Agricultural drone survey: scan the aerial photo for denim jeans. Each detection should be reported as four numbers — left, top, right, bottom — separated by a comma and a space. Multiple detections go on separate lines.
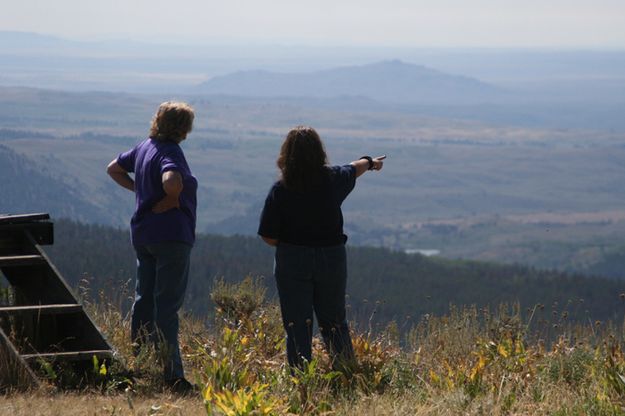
131, 242, 191, 380
274, 243, 355, 369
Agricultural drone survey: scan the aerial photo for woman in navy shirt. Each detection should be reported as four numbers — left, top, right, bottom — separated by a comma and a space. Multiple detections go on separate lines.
258, 126, 385, 370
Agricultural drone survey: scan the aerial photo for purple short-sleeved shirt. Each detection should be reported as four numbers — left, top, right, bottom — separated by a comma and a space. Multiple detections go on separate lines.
117, 138, 197, 247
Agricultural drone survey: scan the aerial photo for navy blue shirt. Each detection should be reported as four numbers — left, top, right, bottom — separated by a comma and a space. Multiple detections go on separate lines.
258, 165, 356, 247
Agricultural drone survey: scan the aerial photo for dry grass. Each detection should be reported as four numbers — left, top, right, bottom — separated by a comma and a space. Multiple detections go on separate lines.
3, 277, 625, 415
0, 392, 204, 415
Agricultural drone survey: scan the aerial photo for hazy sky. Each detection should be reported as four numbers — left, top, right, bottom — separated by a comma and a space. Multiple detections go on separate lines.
2, 0, 624, 48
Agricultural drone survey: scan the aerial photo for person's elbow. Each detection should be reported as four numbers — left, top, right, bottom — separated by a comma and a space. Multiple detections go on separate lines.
261, 236, 278, 246
107, 160, 122, 176
162, 171, 183, 195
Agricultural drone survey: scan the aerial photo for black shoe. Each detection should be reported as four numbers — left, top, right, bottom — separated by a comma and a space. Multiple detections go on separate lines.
166, 378, 198, 396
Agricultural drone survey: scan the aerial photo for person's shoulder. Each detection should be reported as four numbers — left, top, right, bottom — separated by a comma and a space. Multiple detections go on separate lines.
264, 180, 285, 200
327, 165, 356, 198
270, 180, 285, 193
133, 137, 156, 152
122, 138, 150, 157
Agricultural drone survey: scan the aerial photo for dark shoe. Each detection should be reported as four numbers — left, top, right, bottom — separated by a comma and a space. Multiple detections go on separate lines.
166, 377, 198, 396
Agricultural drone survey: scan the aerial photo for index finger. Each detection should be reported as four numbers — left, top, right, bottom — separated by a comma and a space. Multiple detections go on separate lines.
375, 155, 387, 160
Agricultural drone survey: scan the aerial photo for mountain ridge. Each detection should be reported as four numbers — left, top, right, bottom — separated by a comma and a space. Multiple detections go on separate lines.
0, 143, 114, 223
195, 60, 504, 104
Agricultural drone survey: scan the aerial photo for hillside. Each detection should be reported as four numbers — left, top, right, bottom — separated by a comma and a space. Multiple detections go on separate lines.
0, 145, 111, 223
41, 219, 625, 329
196, 60, 503, 104
2, 89, 625, 282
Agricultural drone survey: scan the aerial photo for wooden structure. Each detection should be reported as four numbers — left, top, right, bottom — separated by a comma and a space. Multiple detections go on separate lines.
0, 213, 115, 389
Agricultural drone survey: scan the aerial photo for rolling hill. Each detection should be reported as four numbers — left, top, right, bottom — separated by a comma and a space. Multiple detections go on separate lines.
195, 60, 504, 104
0, 144, 112, 223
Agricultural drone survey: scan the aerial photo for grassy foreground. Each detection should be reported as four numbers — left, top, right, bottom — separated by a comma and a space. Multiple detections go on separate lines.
3, 277, 625, 415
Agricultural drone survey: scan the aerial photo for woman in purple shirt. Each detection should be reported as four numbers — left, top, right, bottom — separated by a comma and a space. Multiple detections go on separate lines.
258, 126, 385, 371
107, 101, 197, 393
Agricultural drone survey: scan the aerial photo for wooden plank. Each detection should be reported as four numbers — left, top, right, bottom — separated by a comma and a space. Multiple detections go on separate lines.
0, 327, 40, 390
0, 217, 124, 387
25, 231, 115, 351
0, 214, 50, 225
0, 255, 45, 267
0, 304, 82, 315
22, 350, 113, 362
0, 223, 53, 246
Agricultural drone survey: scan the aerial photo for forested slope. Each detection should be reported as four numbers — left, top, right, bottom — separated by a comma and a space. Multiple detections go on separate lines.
0, 144, 111, 223
41, 219, 625, 328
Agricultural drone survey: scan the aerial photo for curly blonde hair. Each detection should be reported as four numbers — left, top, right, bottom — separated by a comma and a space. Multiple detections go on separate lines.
149, 101, 195, 142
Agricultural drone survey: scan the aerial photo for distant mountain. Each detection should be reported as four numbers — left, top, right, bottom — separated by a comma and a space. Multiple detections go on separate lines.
0, 30, 178, 59
0, 31, 70, 48
195, 60, 504, 104
0, 31, 86, 57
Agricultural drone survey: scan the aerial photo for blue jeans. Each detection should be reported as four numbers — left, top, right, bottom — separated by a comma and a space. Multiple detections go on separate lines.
131, 242, 191, 380
274, 243, 355, 369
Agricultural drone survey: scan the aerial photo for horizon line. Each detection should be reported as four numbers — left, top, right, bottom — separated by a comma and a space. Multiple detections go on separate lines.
2, 30, 625, 52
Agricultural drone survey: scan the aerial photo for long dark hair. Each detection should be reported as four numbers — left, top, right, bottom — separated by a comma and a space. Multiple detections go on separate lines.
277, 126, 329, 192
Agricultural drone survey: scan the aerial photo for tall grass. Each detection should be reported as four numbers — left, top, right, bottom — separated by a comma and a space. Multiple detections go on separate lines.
3, 276, 625, 415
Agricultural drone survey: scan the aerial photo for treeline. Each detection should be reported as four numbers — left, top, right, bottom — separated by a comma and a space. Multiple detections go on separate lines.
0, 128, 55, 140
43, 219, 625, 329
578, 245, 625, 279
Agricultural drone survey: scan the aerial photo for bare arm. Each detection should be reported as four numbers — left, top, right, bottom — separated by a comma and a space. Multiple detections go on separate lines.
350, 155, 386, 178
106, 160, 135, 192
153, 171, 183, 213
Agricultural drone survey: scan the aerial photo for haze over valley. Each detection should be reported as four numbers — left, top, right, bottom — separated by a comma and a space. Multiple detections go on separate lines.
1, 30, 625, 280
